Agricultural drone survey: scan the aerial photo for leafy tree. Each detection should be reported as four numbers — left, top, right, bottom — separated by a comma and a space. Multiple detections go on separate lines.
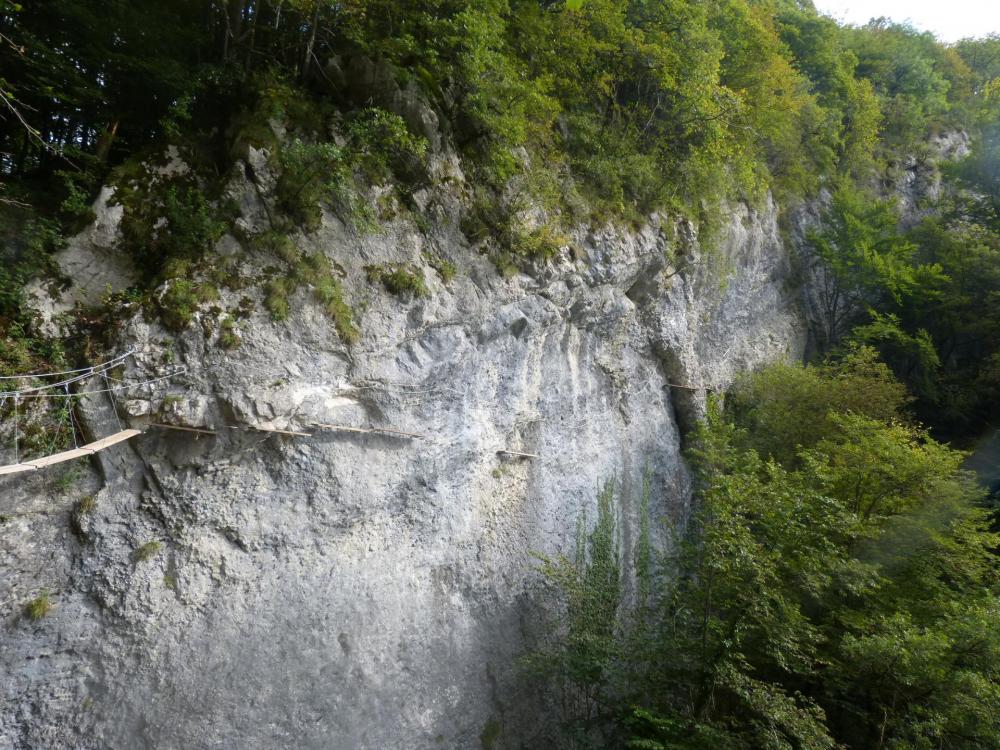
728, 345, 909, 466
806, 183, 945, 350
535, 356, 1000, 749
531, 481, 625, 746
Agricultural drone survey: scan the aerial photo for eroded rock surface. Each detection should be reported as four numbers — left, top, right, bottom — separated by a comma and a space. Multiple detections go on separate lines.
1, 193, 805, 749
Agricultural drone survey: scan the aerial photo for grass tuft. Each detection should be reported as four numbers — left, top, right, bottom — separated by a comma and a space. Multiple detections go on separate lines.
25, 592, 53, 620
133, 540, 162, 562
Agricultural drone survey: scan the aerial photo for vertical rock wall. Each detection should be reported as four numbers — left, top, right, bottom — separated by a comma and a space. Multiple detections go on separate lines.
1, 193, 805, 749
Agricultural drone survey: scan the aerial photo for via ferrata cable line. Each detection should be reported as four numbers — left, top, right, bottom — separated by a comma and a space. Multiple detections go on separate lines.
101, 367, 123, 432
0, 351, 182, 477
65, 383, 79, 450
0, 348, 135, 381
13, 393, 19, 465
11, 369, 187, 400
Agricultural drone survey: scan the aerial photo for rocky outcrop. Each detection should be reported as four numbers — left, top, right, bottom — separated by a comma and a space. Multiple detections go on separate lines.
1, 179, 805, 748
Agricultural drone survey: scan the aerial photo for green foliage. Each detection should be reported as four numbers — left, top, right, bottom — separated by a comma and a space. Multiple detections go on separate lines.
264, 278, 293, 322
56, 170, 98, 231
70, 495, 97, 540
158, 279, 219, 332
218, 316, 242, 350
423, 251, 457, 284
346, 107, 427, 182
843, 20, 970, 155
116, 170, 227, 280
76, 495, 96, 515
0, 211, 62, 321
24, 591, 53, 621
0, 210, 68, 388
532, 481, 622, 736
848, 310, 941, 396
774, 4, 882, 179
510, 224, 567, 262
276, 139, 351, 233
254, 231, 359, 343
806, 182, 945, 349
728, 346, 910, 466
479, 718, 501, 750
536, 356, 1000, 749
367, 264, 429, 298
133, 540, 162, 563
807, 121, 1000, 438
0, 0, 986, 242
314, 276, 360, 345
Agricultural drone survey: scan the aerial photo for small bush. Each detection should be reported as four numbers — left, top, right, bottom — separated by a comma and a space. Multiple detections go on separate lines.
460, 189, 567, 274
24, 592, 53, 621
276, 139, 350, 232
159, 279, 219, 332
264, 278, 294, 321
70, 495, 97, 540
77, 495, 97, 515
258, 236, 359, 341
133, 540, 162, 562
57, 170, 98, 232
479, 718, 501, 750
510, 224, 567, 261
218, 316, 242, 349
51, 466, 80, 492
423, 251, 457, 284
314, 277, 360, 345
118, 176, 227, 279
367, 264, 428, 298
346, 107, 427, 183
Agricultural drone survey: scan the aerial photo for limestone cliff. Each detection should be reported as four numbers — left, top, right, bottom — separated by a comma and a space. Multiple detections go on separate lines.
1, 164, 805, 748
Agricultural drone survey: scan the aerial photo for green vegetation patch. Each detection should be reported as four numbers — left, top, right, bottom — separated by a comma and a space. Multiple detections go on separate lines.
255, 231, 359, 343
218, 316, 242, 349
133, 540, 162, 563
533, 350, 1000, 749
366, 264, 428, 298
24, 592, 53, 621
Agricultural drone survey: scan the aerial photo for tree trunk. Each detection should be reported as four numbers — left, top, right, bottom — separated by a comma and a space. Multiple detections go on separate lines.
300, 1, 320, 82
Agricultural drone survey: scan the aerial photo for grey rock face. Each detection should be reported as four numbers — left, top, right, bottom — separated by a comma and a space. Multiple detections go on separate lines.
22, 186, 137, 336
1, 195, 804, 749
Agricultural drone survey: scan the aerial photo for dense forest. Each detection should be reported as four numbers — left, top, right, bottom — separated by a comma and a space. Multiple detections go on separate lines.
2, 1, 1000, 747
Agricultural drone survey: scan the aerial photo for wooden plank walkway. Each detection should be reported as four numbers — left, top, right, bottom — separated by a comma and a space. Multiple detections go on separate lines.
0, 428, 142, 475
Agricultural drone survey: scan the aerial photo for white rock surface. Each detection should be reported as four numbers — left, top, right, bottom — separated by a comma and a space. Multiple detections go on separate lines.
22, 186, 136, 336
1, 194, 805, 748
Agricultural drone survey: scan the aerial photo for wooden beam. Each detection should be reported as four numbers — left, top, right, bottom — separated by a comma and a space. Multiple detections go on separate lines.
497, 449, 540, 459
230, 425, 312, 437
0, 429, 141, 475
85, 429, 143, 451
0, 463, 37, 476
149, 423, 218, 436
27, 446, 94, 468
310, 423, 427, 440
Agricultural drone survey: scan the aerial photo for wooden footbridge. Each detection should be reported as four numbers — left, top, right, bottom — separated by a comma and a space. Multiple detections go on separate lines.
0, 350, 180, 476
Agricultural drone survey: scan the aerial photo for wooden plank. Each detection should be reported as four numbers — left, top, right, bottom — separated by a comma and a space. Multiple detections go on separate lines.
27, 446, 94, 468
310, 423, 427, 440
230, 426, 312, 437
666, 382, 704, 391
0, 429, 141, 477
149, 423, 218, 436
497, 450, 540, 459
83, 429, 143, 452
0, 463, 37, 476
